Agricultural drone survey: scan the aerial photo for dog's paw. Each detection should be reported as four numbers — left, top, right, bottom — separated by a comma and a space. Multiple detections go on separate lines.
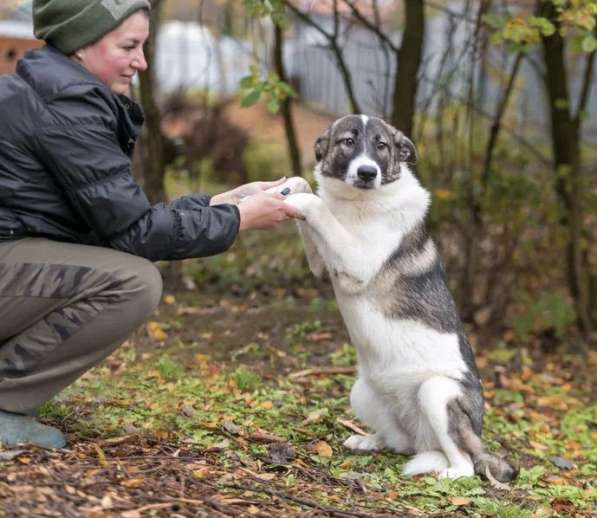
343, 434, 382, 452
266, 176, 312, 195
438, 464, 475, 479
284, 193, 322, 219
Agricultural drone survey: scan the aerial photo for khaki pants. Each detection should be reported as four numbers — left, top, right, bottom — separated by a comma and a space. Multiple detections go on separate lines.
0, 238, 162, 414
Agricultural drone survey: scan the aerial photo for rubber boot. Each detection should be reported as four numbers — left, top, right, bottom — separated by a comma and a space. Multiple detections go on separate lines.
0, 410, 66, 449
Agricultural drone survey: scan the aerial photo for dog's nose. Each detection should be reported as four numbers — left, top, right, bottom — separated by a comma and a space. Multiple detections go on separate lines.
357, 165, 377, 182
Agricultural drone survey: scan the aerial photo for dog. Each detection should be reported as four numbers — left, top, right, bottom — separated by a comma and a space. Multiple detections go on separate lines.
283, 114, 517, 481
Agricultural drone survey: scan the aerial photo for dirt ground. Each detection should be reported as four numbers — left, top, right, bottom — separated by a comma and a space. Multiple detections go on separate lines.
224, 102, 337, 158
0, 272, 595, 517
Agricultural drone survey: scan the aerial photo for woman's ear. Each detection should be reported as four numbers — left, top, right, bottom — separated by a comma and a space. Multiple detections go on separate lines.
314, 126, 331, 162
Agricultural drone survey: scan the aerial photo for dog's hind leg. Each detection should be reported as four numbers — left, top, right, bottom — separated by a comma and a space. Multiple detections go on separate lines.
416, 376, 475, 479
343, 378, 413, 454
447, 399, 518, 482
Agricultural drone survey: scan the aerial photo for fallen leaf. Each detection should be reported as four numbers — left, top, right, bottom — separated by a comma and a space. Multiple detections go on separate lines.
163, 294, 176, 305
312, 440, 333, 458
101, 494, 113, 509
302, 409, 324, 425
549, 456, 574, 470
265, 443, 296, 465
146, 321, 167, 342
121, 478, 145, 488
536, 396, 568, 411
92, 443, 108, 467
192, 467, 211, 479
260, 400, 273, 410
0, 450, 26, 462
248, 429, 286, 443
449, 496, 471, 506
529, 440, 549, 451
222, 421, 241, 435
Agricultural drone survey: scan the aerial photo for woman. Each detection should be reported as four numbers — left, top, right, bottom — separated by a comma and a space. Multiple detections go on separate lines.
0, 0, 301, 449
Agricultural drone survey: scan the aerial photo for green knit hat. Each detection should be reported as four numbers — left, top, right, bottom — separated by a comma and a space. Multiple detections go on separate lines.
33, 0, 151, 55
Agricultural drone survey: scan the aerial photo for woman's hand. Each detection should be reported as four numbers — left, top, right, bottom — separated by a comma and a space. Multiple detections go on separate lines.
210, 178, 288, 206
238, 192, 304, 231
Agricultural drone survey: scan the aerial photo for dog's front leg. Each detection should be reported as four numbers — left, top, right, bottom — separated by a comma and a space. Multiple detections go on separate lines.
296, 222, 326, 278
286, 193, 375, 293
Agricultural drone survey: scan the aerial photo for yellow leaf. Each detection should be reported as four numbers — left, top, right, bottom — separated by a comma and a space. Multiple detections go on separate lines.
121, 478, 145, 488
450, 497, 471, 506
146, 321, 167, 342
260, 400, 273, 410
248, 505, 260, 515
195, 353, 210, 366
163, 294, 176, 305
92, 443, 108, 467
536, 396, 568, 411
529, 440, 549, 451
312, 440, 333, 458
192, 468, 211, 479
302, 409, 324, 425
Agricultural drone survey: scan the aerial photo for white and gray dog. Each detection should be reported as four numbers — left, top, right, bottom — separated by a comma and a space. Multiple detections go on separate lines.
282, 114, 517, 481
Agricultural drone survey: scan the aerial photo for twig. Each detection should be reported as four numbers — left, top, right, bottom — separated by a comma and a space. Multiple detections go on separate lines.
121, 502, 173, 516
248, 429, 287, 443
336, 418, 368, 436
289, 366, 355, 379
221, 482, 372, 518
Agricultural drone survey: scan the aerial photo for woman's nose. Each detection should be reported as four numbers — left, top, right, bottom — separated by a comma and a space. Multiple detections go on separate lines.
133, 48, 148, 71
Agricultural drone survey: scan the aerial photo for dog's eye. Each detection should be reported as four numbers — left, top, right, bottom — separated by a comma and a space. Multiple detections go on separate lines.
377, 142, 388, 151
343, 138, 355, 146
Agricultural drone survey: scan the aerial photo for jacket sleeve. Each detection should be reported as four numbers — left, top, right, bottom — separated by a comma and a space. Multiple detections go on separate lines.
170, 192, 212, 209
32, 120, 239, 261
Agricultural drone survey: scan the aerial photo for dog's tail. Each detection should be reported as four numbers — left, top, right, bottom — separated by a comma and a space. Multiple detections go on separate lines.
402, 451, 448, 477
447, 398, 518, 483
472, 452, 518, 483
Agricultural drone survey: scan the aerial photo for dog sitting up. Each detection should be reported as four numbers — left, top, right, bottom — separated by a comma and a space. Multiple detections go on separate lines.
284, 115, 517, 481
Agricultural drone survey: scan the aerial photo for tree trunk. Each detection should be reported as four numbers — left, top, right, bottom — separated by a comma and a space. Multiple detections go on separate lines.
273, 23, 302, 177
541, 3, 593, 339
391, 0, 424, 137
137, 0, 166, 204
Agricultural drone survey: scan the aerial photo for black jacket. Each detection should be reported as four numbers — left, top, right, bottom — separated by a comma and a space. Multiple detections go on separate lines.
0, 45, 240, 261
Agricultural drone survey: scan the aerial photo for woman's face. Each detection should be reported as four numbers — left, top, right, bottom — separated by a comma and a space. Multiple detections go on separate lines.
75, 10, 150, 95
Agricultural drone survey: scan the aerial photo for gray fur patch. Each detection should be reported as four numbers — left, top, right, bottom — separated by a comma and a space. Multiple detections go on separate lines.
371, 239, 461, 334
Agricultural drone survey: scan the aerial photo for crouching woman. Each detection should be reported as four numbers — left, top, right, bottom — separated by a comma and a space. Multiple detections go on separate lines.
0, 0, 301, 448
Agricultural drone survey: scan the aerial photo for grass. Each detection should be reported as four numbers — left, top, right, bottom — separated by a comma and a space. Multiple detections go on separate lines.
0, 223, 595, 517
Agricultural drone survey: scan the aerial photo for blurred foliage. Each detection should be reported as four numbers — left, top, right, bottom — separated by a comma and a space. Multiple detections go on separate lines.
243, 139, 290, 182
512, 292, 577, 340
240, 65, 297, 114
483, 0, 597, 53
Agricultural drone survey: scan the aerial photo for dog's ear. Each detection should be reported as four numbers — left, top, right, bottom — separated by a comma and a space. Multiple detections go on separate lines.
314, 126, 331, 162
394, 131, 417, 165
380, 121, 417, 165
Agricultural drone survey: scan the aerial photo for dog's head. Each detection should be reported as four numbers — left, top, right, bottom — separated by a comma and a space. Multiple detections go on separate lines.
314, 114, 417, 191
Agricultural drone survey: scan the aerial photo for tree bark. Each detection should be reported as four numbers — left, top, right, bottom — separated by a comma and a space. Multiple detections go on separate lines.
541, 2, 594, 339
391, 0, 425, 137
137, 0, 166, 204
273, 23, 303, 177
